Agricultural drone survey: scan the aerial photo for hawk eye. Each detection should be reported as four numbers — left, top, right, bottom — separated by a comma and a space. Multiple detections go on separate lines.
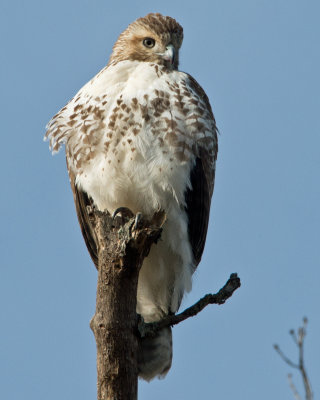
143, 37, 155, 48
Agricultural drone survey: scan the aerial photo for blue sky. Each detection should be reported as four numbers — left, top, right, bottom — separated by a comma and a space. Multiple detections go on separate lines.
1, 0, 319, 399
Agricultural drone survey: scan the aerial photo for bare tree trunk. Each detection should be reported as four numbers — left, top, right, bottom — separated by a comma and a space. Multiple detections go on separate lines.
89, 209, 165, 400
88, 208, 241, 399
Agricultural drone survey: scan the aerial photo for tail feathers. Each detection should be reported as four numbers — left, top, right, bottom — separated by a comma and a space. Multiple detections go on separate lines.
138, 326, 172, 381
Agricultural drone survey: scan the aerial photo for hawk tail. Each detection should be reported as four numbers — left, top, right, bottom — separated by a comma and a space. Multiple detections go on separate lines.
138, 326, 172, 381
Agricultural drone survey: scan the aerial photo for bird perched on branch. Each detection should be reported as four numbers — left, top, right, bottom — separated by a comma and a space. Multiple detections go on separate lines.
45, 13, 218, 381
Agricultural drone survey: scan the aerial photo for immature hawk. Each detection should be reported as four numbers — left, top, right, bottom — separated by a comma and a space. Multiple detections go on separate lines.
45, 13, 218, 380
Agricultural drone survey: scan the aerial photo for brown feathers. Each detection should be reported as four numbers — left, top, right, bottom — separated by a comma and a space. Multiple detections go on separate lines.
109, 13, 183, 69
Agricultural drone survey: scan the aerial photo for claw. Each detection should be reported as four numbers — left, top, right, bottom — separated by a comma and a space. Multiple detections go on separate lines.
134, 212, 143, 229
112, 207, 144, 229
86, 205, 94, 215
112, 207, 135, 219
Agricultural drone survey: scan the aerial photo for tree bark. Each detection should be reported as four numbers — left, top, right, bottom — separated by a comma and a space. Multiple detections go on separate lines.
89, 209, 165, 400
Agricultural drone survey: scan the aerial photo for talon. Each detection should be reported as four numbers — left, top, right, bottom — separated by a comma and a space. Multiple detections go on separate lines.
86, 205, 94, 215
134, 212, 143, 229
112, 207, 135, 219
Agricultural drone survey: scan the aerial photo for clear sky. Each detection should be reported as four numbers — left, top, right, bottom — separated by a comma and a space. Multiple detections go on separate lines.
1, 0, 319, 399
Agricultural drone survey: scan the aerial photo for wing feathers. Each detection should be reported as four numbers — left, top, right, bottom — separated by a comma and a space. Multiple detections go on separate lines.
185, 156, 212, 268
67, 161, 99, 268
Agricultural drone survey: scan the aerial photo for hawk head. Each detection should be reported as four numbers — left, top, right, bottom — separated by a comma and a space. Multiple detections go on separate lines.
109, 13, 183, 69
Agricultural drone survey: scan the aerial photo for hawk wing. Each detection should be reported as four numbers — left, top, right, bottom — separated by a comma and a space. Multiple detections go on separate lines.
185, 155, 212, 268
185, 75, 218, 268
67, 161, 99, 268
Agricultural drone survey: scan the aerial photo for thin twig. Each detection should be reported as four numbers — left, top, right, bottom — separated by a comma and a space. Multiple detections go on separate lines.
273, 345, 299, 369
290, 329, 299, 346
274, 317, 313, 400
288, 374, 302, 400
139, 273, 241, 338
298, 319, 313, 400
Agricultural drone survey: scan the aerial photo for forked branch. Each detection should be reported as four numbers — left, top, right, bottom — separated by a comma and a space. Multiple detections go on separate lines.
274, 317, 313, 400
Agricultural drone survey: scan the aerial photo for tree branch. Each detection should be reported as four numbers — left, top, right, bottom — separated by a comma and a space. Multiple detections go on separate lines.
274, 317, 313, 400
273, 344, 300, 369
139, 273, 241, 338
298, 318, 313, 400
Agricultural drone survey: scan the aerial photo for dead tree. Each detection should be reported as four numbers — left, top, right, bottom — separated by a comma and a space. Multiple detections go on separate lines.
89, 208, 241, 400
274, 317, 313, 400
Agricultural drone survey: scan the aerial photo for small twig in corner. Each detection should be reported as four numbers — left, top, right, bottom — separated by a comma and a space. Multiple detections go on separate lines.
274, 317, 313, 400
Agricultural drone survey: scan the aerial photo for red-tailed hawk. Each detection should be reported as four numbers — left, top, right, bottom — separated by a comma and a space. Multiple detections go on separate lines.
45, 13, 218, 380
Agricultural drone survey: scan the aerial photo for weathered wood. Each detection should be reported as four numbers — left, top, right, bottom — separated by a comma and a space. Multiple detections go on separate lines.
89, 209, 165, 400
139, 273, 241, 338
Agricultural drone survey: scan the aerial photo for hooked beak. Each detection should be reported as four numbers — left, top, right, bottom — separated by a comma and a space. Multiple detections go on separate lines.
162, 44, 176, 65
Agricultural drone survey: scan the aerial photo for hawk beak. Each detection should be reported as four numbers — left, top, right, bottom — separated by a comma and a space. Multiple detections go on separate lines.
162, 44, 176, 65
